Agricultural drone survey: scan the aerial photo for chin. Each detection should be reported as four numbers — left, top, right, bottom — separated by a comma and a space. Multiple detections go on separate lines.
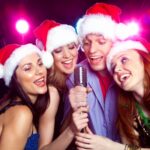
38, 87, 48, 94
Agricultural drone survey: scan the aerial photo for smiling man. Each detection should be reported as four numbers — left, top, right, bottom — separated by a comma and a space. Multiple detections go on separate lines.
64, 3, 122, 143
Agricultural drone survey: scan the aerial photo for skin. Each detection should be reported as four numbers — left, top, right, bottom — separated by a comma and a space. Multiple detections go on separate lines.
82, 34, 113, 76
0, 53, 47, 150
111, 49, 145, 102
38, 42, 89, 150
69, 34, 117, 149
69, 33, 114, 127
75, 49, 150, 150
52, 42, 78, 75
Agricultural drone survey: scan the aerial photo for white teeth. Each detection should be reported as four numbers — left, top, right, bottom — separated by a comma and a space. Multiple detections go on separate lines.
120, 74, 130, 81
90, 56, 100, 59
35, 77, 44, 83
64, 60, 72, 64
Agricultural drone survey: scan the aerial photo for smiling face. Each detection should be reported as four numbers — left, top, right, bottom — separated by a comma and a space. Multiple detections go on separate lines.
52, 42, 78, 75
16, 53, 47, 103
82, 34, 113, 73
111, 49, 145, 95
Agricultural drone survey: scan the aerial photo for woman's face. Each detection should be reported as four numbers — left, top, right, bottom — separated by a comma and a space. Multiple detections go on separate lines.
111, 50, 145, 94
16, 53, 47, 102
52, 42, 78, 75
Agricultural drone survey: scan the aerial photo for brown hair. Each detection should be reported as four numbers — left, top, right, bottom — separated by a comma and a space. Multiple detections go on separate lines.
117, 50, 150, 145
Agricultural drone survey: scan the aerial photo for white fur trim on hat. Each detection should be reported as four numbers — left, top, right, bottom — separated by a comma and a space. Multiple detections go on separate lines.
76, 14, 117, 42
46, 24, 78, 52
41, 51, 54, 68
4, 44, 42, 86
0, 64, 4, 79
107, 40, 148, 74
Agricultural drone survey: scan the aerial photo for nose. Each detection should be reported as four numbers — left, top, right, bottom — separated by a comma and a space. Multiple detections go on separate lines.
63, 48, 71, 58
114, 64, 122, 73
35, 65, 42, 75
89, 43, 98, 54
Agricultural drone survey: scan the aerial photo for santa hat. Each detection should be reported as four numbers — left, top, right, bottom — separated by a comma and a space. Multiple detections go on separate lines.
34, 20, 78, 68
107, 39, 148, 74
76, 3, 121, 41
0, 43, 43, 86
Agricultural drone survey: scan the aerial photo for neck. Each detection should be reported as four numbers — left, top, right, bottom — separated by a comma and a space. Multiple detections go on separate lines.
97, 69, 111, 77
133, 87, 144, 103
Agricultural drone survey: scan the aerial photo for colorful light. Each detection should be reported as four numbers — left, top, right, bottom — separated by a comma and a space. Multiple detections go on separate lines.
116, 21, 140, 40
16, 19, 29, 34
126, 22, 139, 36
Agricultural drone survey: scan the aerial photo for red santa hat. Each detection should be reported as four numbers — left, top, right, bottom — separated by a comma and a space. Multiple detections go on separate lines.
107, 39, 149, 74
0, 43, 43, 86
34, 20, 78, 68
76, 3, 121, 41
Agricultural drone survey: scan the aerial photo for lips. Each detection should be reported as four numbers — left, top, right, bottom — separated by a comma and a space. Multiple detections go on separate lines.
89, 56, 103, 64
118, 73, 131, 86
62, 59, 74, 69
34, 76, 46, 87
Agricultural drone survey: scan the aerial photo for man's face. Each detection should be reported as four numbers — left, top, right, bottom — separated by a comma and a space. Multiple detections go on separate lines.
82, 34, 113, 72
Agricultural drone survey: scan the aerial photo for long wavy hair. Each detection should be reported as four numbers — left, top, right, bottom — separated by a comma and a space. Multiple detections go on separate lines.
0, 72, 49, 131
117, 50, 150, 145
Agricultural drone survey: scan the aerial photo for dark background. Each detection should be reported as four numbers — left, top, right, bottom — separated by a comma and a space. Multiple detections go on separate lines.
0, 0, 150, 97
0, 0, 150, 46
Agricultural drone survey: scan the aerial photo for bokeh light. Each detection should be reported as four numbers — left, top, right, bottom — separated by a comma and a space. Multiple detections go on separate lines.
16, 19, 29, 34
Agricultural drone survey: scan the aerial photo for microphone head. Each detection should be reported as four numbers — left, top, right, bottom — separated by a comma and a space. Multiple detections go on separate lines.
74, 66, 87, 87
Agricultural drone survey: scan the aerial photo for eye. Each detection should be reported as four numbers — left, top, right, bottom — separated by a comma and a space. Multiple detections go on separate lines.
121, 57, 128, 64
68, 43, 76, 50
82, 41, 91, 50
23, 65, 31, 71
38, 59, 43, 66
98, 39, 106, 45
53, 48, 62, 53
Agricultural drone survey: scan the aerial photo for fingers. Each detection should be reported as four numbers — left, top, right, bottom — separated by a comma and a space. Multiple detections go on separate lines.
69, 86, 89, 111
72, 107, 89, 131
84, 126, 93, 135
75, 134, 92, 149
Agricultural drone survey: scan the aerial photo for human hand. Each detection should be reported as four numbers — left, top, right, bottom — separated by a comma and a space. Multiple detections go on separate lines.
75, 128, 118, 150
70, 106, 89, 134
69, 86, 91, 111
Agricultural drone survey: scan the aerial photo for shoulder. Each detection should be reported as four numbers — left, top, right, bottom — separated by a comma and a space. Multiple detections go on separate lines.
48, 85, 60, 103
47, 85, 60, 112
3, 105, 33, 137
4, 105, 33, 127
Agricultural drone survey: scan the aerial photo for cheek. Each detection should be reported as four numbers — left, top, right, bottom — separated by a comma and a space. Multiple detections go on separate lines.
113, 75, 120, 85
17, 72, 34, 86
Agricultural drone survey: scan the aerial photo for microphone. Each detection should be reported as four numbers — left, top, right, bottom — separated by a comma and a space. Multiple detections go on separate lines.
74, 66, 87, 132
74, 66, 87, 87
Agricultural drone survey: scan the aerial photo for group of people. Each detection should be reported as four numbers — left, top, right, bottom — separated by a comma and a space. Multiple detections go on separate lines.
0, 2, 150, 150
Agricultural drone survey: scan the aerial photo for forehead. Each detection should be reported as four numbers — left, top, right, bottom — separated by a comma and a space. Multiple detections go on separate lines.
18, 53, 40, 65
112, 49, 141, 62
84, 33, 104, 40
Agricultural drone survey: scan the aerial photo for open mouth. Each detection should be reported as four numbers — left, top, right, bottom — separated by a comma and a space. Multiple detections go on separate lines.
119, 73, 130, 85
89, 56, 103, 64
34, 77, 46, 87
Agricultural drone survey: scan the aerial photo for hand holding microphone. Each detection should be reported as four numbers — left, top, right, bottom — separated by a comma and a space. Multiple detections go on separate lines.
73, 66, 90, 132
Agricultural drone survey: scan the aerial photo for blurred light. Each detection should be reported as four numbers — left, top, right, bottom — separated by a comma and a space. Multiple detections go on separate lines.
126, 22, 139, 36
16, 19, 29, 34
116, 21, 140, 40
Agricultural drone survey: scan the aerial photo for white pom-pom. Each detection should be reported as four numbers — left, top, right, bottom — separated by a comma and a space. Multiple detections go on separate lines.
42, 51, 54, 68
0, 64, 4, 78
115, 23, 129, 40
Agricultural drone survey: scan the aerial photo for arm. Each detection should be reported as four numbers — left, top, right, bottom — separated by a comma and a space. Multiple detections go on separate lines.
41, 106, 89, 150
39, 86, 60, 150
0, 105, 32, 150
75, 127, 150, 150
